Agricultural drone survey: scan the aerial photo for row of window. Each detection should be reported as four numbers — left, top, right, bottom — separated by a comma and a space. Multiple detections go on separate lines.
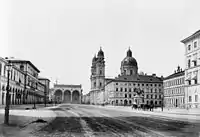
0, 63, 25, 84
164, 77, 184, 87
187, 79, 198, 85
115, 93, 162, 99
115, 82, 162, 87
164, 97, 185, 106
189, 95, 198, 102
187, 41, 198, 51
164, 87, 184, 96
115, 87, 162, 93
187, 58, 197, 68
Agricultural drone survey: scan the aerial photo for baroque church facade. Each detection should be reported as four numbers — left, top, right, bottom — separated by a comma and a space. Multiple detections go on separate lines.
89, 48, 164, 106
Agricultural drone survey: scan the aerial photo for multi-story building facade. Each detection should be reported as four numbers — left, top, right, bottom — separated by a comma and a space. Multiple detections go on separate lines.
39, 77, 50, 102
6, 57, 44, 104
0, 57, 25, 105
90, 48, 164, 106
163, 66, 185, 108
181, 30, 200, 108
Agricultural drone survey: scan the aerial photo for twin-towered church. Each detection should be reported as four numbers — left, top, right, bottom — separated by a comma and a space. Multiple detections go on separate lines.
90, 48, 164, 106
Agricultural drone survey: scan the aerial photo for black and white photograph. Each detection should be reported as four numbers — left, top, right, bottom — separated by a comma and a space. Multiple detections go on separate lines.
0, 0, 200, 136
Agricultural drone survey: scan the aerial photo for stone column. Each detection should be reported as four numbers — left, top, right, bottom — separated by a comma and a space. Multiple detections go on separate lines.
79, 91, 81, 104
62, 90, 64, 102
71, 90, 73, 103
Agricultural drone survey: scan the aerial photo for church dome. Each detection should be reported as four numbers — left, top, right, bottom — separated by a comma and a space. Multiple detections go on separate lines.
121, 49, 138, 67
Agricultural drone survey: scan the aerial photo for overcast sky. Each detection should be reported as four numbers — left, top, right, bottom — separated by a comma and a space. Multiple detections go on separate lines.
1, 0, 200, 94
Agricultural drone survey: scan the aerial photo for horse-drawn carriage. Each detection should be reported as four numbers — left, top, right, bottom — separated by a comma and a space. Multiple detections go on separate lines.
132, 103, 154, 111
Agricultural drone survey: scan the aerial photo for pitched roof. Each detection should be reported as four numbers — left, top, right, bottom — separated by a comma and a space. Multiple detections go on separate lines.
5, 57, 40, 73
164, 71, 184, 80
181, 30, 200, 43
107, 74, 163, 83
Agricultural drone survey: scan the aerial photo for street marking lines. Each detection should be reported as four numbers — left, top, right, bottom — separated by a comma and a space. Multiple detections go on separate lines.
67, 110, 95, 137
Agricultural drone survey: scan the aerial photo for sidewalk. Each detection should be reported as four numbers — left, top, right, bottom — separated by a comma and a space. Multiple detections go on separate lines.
101, 105, 200, 121
0, 104, 58, 137
0, 103, 55, 110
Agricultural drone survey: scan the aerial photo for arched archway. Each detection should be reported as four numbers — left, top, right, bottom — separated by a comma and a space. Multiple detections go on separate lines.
64, 90, 71, 103
129, 100, 132, 105
124, 100, 128, 106
54, 89, 62, 103
72, 90, 80, 104
150, 100, 153, 105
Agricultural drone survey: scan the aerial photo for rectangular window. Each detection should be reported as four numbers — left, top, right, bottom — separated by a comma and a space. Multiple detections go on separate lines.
188, 80, 191, 85
120, 88, 123, 92
194, 41, 197, 48
188, 45, 191, 51
125, 88, 127, 92
194, 61, 197, 66
129, 88, 131, 92
188, 59, 191, 68
189, 96, 192, 102
130, 70, 133, 75
195, 95, 198, 102
194, 79, 198, 84
116, 88, 118, 91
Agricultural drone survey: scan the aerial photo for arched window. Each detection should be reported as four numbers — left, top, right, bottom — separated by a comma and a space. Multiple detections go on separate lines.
100, 70, 102, 75
125, 94, 127, 98
130, 70, 133, 75
20, 65, 24, 71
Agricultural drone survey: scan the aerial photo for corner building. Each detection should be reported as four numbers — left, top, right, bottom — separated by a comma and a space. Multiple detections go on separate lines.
181, 30, 200, 108
90, 48, 164, 106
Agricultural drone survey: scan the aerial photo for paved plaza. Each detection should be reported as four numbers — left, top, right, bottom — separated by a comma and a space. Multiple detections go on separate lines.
0, 104, 200, 137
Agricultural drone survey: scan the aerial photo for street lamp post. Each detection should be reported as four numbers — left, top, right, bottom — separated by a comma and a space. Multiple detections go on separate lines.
4, 63, 12, 125
161, 94, 164, 111
31, 81, 36, 109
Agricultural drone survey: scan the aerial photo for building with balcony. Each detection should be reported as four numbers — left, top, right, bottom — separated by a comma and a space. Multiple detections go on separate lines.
181, 30, 200, 108
89, 48, 164, 106
163, 66, 185, 108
